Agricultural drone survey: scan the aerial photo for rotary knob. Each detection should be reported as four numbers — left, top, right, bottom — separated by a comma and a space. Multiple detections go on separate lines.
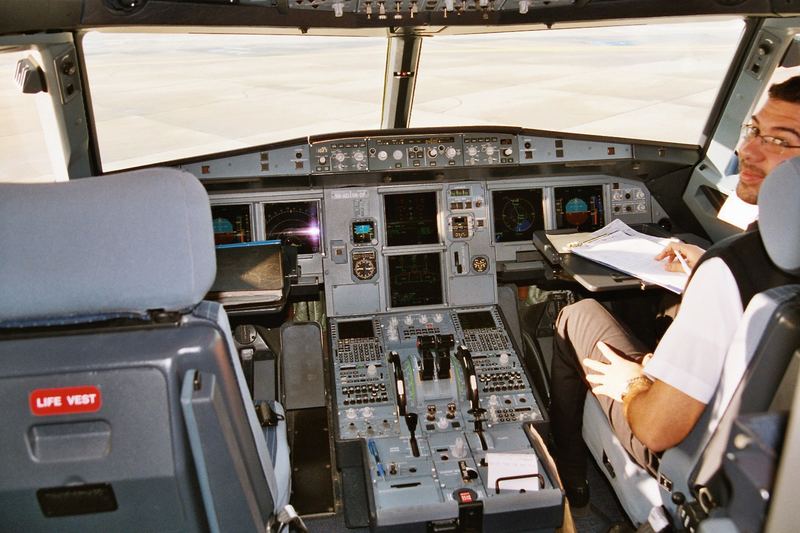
502, 147, 513, 157
353, 150, 365, 162
428, 147, 438, 158
377, 150, 388, 161
467, 146, 478, 157
334, 152, 346, 162
445, 146, 457, 159
393, 149, 403, 161
318, 156, 328, 165
485, 146, 496, 156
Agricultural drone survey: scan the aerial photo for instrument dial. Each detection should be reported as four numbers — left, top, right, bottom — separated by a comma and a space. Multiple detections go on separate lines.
352, 251, 377, 280
471, 255, 489, 273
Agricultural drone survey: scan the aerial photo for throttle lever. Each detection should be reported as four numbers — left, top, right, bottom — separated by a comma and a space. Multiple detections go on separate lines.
389, 351, 407, 416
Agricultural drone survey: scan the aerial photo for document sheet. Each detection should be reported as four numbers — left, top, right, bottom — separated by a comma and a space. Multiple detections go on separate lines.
567, 219, 689, 293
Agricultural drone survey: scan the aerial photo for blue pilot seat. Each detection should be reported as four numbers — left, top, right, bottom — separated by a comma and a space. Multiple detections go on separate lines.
0, 168, 292, 532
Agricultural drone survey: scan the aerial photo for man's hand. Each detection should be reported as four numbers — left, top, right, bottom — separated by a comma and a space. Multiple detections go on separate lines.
655, 242, 705, 273
583, 342, 649, 402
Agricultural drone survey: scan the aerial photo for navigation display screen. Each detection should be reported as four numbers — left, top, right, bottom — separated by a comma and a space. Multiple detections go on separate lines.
264, 201, 321, 254
337, 319, 375, 340
388, 253, 443, 308
384, 191, 439, 247
212, 204, 252, 245
492, 188, 545, 242
554, 185, 605, 232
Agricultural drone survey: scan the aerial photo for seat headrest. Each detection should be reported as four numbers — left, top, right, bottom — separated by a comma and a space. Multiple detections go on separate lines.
0, 168, 216, 324
759, 156, 800, 276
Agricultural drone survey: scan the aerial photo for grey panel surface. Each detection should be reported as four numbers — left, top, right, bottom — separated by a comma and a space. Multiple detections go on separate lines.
0, 319, 275, 533
181, 143, 311, 179
281, 321, 326, 409
518, 135, 631, 164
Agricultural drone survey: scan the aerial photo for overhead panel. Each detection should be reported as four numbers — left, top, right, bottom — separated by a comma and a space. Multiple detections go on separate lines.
288, 0, 574, 18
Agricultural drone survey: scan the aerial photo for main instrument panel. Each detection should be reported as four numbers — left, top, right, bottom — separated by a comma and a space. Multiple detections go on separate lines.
200, 128, 672, 530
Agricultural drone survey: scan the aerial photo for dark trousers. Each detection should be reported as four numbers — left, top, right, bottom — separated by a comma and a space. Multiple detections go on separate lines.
549, 299, 657, 486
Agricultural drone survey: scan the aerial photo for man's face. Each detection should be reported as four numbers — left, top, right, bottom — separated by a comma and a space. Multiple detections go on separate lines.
737, 97, 800, 204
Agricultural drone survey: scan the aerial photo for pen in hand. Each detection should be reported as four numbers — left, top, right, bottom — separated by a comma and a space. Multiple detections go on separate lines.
655, 241, 705, 274
674, 250, 692, 275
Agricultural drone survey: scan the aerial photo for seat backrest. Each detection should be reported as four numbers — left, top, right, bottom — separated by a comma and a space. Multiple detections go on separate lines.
657, 157, 800, 510
0, 169, 279, 532
583, 158, 800, 527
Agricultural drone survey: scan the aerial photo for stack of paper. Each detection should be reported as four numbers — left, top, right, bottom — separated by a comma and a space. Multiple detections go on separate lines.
568, 219, 689, 294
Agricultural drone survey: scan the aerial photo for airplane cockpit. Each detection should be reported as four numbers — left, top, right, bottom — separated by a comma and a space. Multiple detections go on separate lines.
1, 1, 800, 532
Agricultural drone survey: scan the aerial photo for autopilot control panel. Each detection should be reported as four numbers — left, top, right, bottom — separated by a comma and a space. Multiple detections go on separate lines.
330, 306, 562, 530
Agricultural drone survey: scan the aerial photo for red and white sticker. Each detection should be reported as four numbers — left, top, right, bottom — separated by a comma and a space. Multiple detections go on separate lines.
29, 386, 102, 416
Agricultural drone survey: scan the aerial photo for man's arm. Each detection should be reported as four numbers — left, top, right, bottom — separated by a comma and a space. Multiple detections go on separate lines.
584, 342, 706, 452
624, 378, 706, 452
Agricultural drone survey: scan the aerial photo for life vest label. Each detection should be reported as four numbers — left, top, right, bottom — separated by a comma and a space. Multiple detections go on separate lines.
30, 386, 102, 416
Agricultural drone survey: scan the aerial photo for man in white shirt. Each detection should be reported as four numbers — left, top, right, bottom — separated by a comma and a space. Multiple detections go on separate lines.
550, 76, 800, 508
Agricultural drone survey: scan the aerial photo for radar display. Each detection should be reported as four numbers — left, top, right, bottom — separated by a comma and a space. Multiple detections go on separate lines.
263, 201, 321, 254
554, 185, 605, 232
388, 253, 443, 308
492, 188, 545, 242
211, 204, 252, 246
384, 191, 439, 247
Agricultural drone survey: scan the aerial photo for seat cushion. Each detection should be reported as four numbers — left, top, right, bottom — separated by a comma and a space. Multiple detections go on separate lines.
0, 168, 215, 323
582, 394, 661, 526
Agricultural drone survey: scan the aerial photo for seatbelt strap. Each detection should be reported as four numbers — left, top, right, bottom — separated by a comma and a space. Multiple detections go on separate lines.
267, 504, 308, 533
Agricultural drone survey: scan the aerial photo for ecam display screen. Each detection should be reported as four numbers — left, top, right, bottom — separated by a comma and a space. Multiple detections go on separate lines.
384, 191, 439, 247
388, 253, 443, 308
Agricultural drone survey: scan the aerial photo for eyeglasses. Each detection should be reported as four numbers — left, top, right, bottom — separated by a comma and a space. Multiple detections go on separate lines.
741, 124, 800, 153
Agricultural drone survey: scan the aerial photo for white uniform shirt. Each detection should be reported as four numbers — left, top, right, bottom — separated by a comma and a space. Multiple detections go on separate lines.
643, 257, 743, 404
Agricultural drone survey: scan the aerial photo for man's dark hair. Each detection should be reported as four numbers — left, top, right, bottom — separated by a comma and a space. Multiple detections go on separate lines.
769, 75, 800, 103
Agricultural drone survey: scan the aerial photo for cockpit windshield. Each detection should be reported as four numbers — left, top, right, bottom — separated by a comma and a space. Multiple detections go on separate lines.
412, 19, 744, 142
82, 17, 743, 172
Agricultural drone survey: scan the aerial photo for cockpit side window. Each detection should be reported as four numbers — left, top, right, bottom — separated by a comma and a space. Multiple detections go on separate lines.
0, 50, 61, 183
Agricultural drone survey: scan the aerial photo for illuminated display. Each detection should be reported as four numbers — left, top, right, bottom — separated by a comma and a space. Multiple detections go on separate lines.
384, 191, 439, 247
352, 220, 376, 245
554, 185, 605, 232
211, 204, 252, 246
388, 253, 443, 308
492, 188, 545, 243
264, 201, 321, 254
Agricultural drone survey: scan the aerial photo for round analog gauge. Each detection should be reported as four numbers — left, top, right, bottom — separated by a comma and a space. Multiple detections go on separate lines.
353, 256, 377, 280
471, 256, 489, 273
